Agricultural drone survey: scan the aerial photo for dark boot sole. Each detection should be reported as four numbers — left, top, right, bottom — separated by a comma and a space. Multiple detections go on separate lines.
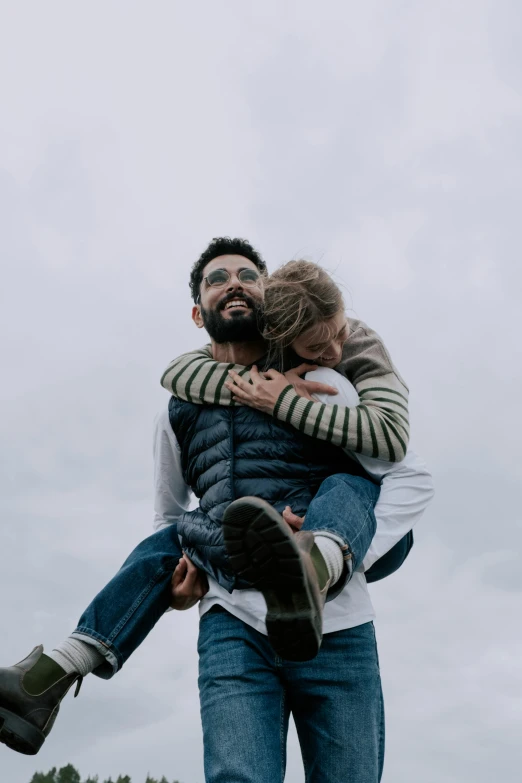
222, 497, 322, 661
0, 706, 45, 755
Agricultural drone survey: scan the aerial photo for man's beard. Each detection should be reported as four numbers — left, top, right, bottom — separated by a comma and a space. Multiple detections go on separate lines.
200, 294, 265, 344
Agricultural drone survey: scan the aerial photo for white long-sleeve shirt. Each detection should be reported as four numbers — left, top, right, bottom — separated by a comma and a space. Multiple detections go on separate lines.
153, 368, 434, 635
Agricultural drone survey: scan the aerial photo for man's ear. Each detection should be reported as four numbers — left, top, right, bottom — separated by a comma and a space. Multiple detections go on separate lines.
192, 305, 204, 329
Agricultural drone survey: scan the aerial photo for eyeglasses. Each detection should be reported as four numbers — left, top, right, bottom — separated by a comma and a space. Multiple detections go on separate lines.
197, 267, 262, 303
204, 267, 261, 287
203, 267, 261, 290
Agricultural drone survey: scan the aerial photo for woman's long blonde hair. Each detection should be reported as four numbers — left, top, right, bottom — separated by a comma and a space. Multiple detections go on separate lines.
261, 260, 344, 366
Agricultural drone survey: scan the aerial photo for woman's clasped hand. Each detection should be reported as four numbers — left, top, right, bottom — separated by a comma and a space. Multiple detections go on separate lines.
224, 363, 338, 414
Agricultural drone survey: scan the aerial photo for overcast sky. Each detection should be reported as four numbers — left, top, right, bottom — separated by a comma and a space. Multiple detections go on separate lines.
1, 2, 521, 782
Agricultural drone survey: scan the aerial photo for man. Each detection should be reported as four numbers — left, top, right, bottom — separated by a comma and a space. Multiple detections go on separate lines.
153, 237, 432, 782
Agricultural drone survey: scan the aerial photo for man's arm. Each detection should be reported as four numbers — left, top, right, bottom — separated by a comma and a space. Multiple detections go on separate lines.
152, 406, 208, 608
355, 450, 434, 572
152, 405, 192, 531
309, 368, 434, 571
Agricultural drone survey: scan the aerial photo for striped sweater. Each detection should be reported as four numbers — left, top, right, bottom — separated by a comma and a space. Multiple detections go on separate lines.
161, 317, 410, 462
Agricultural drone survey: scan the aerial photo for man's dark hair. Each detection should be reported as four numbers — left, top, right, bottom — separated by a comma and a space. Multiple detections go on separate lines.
189, 237, 267, 303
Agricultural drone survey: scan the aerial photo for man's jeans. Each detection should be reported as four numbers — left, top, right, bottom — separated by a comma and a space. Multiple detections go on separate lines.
72, 473, 380, 678
199, 606, 385, 783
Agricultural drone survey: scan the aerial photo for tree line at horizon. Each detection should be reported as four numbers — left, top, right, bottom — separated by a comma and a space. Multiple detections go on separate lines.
28, 764, 182, 783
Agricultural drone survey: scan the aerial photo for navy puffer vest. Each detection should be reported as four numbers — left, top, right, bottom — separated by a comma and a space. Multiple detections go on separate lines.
169, 397, 373, 592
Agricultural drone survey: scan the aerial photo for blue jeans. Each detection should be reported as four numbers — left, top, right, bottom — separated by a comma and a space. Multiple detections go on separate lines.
73, 474, 380, 677
72, 523, 184, 678
199, 606, 385, 783
302, 474, 379, 598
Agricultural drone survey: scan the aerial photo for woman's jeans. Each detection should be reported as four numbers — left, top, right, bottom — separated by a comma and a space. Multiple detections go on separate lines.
199, 606, 385, 783
72, 474, 383, 678
72, 523, 184, 678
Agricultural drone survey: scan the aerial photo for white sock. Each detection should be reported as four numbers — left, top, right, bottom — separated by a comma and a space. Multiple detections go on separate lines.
313, 534, 345, 585
49, 637, 105, 677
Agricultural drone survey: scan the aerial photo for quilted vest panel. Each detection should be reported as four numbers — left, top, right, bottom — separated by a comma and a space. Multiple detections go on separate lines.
169, 397, 371, 592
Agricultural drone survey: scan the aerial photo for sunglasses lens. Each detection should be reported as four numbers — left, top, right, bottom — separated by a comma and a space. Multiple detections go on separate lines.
206, 270, 230, 286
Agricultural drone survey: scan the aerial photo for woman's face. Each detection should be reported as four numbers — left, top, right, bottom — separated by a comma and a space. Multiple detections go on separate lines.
291, 311, 349, 368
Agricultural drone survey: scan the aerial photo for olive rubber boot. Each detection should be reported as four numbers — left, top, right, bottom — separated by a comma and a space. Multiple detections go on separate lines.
222, 496, 332, 662
0, 645, 82, 755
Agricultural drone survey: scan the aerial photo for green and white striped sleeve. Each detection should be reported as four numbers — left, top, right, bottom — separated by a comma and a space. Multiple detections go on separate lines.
160, 345, 253, 406
271, 318, 410, 461
272, 372, 409, 462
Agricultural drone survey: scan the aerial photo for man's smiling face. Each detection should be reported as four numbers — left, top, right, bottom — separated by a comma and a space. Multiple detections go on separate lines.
192, 254, 265, 343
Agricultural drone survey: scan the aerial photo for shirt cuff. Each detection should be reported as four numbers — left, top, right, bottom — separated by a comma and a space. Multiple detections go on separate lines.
273, 385, 295, 419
